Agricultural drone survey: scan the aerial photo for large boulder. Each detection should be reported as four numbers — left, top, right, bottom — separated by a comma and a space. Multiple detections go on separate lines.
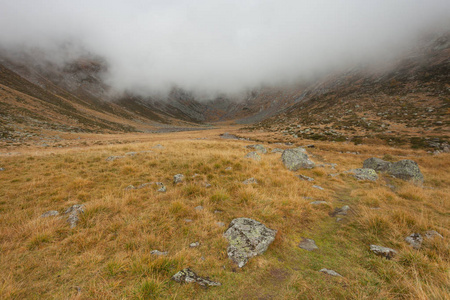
281, 148, 315, 171
363, 157, 392, 172
224, 218, 277, 268
388, 160, 424, 183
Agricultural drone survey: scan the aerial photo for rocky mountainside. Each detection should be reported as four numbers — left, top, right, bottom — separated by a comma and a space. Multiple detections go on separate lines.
245, 34, 450, 151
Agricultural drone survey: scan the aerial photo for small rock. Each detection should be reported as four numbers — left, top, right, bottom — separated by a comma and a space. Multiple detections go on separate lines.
370, 245, 397, 259
202, 182, 212, 188
298, 238, 318, 251
216, 222, 225, 227
296, 174, 314, 181
424, 230, 443, 239
184, 219, 193, 223
125, 152, 137, 156
106, 156, 124, 162
319, 268, 342, 277
41, 210, 59, 218
243, 178, 258, 184
224, 218, 277, 268
157, 185, 167, 192
152, 144, 164, 149
225, 167, 232, 171
312, 185, 324, 190
64, 204, 85, 228
245, 152, 261, 161
190, 242, 200, 248
195, 206, 204, 211
330, 205, 350, 216
124, 185, 136, 190
172, 268, 221, 287
246, 144, 267, 154
0, 167, 4, 171
150, 250, 168, 256
310, 201, 328, 205
405, 233, 423, 249
174, 174, 184, 184
214, 210, 223, 214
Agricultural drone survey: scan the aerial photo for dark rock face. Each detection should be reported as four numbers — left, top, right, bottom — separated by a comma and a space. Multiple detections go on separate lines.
224, 218, 277, 268
281, 148, 315, 171
363, 157, 392, 172
172, 268, 221, 287
388, 160, 424, 183
370, 245, 397, 259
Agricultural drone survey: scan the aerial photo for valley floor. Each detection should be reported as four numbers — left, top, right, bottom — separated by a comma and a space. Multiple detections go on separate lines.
0, 128, 448, 299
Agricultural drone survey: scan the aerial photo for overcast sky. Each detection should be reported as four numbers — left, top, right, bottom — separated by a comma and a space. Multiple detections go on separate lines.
1, 0, 449, 96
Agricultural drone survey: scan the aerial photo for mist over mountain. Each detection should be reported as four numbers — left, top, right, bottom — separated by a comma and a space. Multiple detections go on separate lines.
1, 0, 449, 98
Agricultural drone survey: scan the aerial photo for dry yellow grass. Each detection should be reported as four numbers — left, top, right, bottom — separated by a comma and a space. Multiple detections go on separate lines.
0, 129, 449, 299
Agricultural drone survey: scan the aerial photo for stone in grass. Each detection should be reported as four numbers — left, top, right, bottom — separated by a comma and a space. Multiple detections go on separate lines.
157, 185, 167, 192
319, 268, 342, 277
424, 230, 443, 239
224, 218, 277, 268
388, 160, 424, 183
64, 204, 85, 228
216, 222, 225, 227
195, 206, 204, 211
173, 174, 184, 184
243, 178, 258, 185
41, 210, 60, 218
296, 174, 315, 181
298, 238, 318, 251
330, 205, 350, 216
190, 242, 200, 248
347, 168, 378, 181
405, 233, 423, 249
152, 144, 164, 149
150, 250, 168, 256
172, 268, 221, 287
245, 152, 261, 161
310, 201, 328, 205
312, 185, 324, 190
0, 167, 4, 171
281, 148, 315, 171
246, 144, 267, 154
105, 156, 124, 162
370, 245, 397, 259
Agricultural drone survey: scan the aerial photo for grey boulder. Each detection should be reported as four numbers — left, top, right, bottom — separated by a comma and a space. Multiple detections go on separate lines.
64, 204, 85, 228
388, 160, 424, 183
173, 174, 184, 184
405, 233, 423, 249
224, 218, 277, 268
319, 268, 342, 277
281, 148, 315, 171
298, 238, 318, 251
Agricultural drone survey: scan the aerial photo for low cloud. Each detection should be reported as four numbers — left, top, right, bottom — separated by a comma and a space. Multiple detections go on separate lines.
1, 0, 449, 97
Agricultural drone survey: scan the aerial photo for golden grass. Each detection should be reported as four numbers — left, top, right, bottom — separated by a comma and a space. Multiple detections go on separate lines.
0, 130, 449, 299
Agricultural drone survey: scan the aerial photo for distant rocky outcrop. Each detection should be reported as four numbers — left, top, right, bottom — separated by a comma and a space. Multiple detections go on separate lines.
281, 148, 315, 171
224, 218, 277, 268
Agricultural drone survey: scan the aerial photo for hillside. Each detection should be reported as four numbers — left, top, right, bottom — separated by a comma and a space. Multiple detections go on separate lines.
245, 34, 450, 152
